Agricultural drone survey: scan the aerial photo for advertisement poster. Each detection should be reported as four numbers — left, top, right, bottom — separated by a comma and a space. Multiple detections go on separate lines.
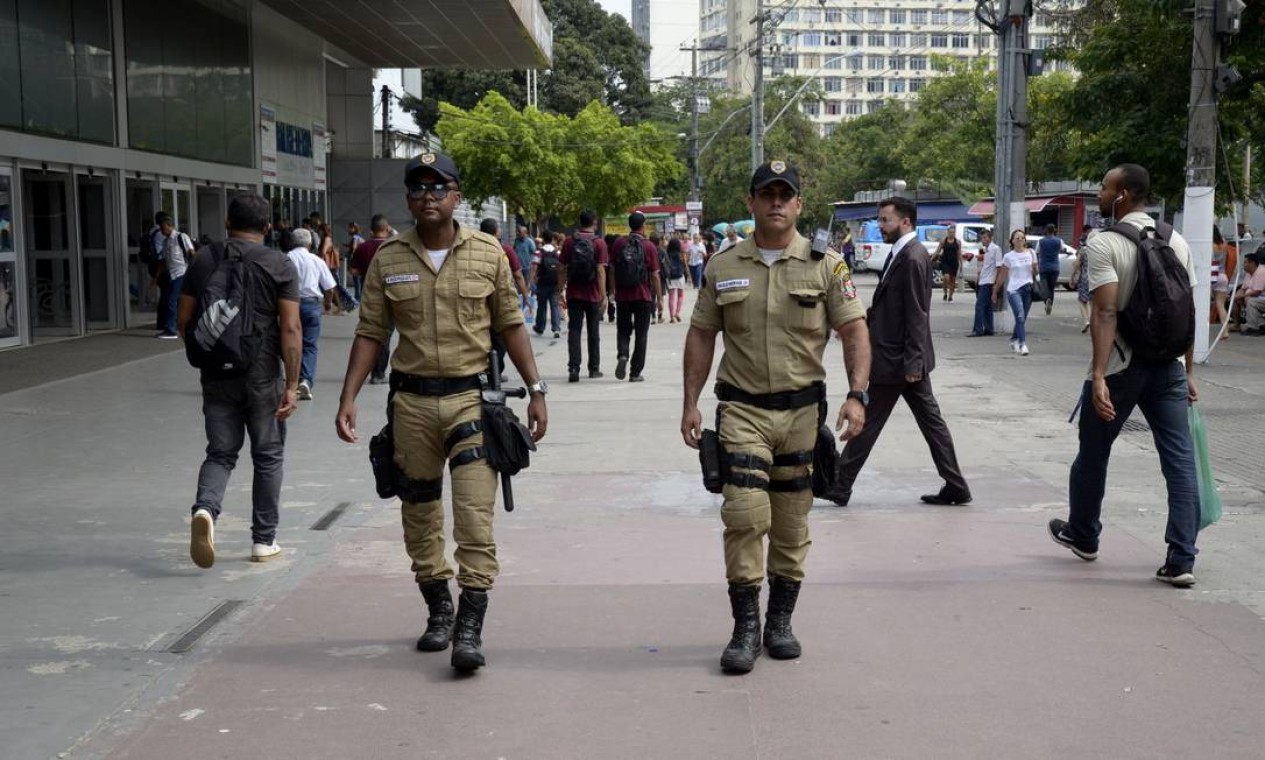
312, 122, 327, 191
260, 104, 277, 184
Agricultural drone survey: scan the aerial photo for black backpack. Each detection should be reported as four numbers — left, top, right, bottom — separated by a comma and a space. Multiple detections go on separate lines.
614, 234, 648, 288
184, 240, 261, 376
537, 247, 562, 287
567, 234, 599, 284
138, 226, 161, 266
1109, 222, 1195, 363
666, 248, 685, 280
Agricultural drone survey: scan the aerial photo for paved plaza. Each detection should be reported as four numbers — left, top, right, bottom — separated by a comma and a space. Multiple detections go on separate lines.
2, 279, 1263, 759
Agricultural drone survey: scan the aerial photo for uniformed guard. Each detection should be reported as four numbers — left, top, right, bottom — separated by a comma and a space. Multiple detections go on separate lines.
336, 152, 548, 672
681, 160, 872, 674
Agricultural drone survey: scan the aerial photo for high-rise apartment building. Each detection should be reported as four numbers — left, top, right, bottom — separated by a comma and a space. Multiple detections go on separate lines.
632, 0, 652, 76
698, 0, 1074, 135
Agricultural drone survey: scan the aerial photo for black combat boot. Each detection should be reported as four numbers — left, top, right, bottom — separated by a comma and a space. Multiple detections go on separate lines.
416, 580, 455, 652
763, 576, 802, 660
720, 583, 762, 674
450, 589, 489, 672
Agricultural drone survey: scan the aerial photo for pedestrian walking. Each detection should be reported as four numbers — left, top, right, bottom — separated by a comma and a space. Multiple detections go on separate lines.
993, 229, 1037, 355
532, 236, 563, 338
665, 237, 688, 322
286, 228, 336, 400
653, 233, 670, 323
681, 159, 871, 674
822, 196, 971, 508
603, 233, 619, 323
1211, 226, 1231, 334
479, 218, 532, 382
177, 193, 302, 568
336, 152, 548, 671
154, 213, 194, 338
558, 210, 610, 382
1048, 163, 1202, 587
840, 224, 856, 272
688, 233, 706, 288
969, 228, 1002, 336
1071, 235, 1094, 333
320, 222, 358, 313
1036, 223, 1064, 315
350, 214, 394, 384
610, 212, 662, 382
932, 226, 961, 302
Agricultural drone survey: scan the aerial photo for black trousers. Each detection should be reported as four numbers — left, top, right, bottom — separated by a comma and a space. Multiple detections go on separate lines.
833, 375, 968, 495
615, 300, 653, 376
567, 298, 602, 373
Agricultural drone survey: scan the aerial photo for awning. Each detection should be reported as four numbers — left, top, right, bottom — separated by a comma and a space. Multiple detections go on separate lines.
261, 0, 554, 69
833, 201, 972, 224
969, 196, 1077, 216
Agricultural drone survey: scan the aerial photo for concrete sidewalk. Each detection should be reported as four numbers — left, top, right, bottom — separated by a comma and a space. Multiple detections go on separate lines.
3, 283, 1264, 759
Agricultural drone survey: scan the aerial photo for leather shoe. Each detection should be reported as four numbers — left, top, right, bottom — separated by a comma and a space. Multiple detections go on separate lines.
821, 487, 850, 507
920, 486, 972, 505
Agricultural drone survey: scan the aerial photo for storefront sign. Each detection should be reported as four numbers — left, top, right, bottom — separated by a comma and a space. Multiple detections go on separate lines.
260, 105, 277, 184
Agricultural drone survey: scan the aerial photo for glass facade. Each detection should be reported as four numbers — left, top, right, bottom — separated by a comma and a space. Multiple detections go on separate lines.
0, 0, 115, 143
124, 0, 253, 166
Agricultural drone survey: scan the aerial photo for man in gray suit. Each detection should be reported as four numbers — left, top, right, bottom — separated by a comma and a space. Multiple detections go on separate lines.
823, 196, 970, 507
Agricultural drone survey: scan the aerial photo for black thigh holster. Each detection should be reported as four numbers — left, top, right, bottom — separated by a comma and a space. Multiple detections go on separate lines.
369, 393, 444, 502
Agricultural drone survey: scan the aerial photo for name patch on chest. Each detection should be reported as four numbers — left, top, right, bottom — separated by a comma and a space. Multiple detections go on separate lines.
714, 278, 751, 292
384, 273, 421, 285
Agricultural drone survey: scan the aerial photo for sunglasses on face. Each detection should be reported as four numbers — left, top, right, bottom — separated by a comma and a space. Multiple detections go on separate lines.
407, 182, 456, 201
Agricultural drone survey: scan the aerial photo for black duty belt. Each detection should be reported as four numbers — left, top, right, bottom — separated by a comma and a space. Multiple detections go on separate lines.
389, 372, 482, 396
715, 382, 824, 411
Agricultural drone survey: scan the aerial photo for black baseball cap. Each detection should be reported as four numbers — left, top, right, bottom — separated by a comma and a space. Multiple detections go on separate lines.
750, 160, 801, 195
628, 211, 647, 229
404, 152, 460, 186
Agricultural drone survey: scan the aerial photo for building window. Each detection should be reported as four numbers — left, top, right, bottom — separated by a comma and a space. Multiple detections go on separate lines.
952, 34, 970, 49
910, 55, 927, 71
953, 10, 971, 25
801, 54, 820, 69
867, 78, 884, 93
824, 76, 843, 93
889, 78, 906, 94
978, 35, 992, 49
911, 9, 928, 24
889, 56, 905, 70
847, 54, 863, 71
868, 9, 885, 24
1033, 35, 1051, 49
931, 34, 948, 48
846, 100, 862, 115
803, 32, 822, 47
868, 33, 885, 47
889, 33, 906, 48
825, 100, 842, 116
824, 55, 843, 70
802, 100, 820, 116
847, 33, 862, 47
825, 32, 842, 46
800, 8, 821, 24
931, 10, 948, 25
889, 9, 906, 25
911, 33, 928, 47
909, 78, 925, 93
822, 123, 837, 137
846, 78, 862, 93
825, 9, 842, 23
867, 101, 881, 114
867, 55, 884, 70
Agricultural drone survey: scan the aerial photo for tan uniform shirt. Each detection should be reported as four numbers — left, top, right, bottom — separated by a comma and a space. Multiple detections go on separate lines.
691, 233, 866, 394
355, 226, 525, 378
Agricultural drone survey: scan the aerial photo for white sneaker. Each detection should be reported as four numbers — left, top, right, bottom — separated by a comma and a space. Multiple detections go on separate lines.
251, 542, 283, 562
190, 509, 215, 569
1020, 343, 1030, 356
297, 381, 312, 400
1009, 339, 1020, 353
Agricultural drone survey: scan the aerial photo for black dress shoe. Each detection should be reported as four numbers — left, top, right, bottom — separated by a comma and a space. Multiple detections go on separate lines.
966, 332, 984, 337
821, 488, 850, 507
629, 375, 645, 383
568, 370, 580, 383
589, 370, 604, 379
920, 487, 972, 505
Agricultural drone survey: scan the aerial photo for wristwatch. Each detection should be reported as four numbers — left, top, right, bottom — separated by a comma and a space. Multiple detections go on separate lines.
846, 390, 869, 408
528, 380, 549, 397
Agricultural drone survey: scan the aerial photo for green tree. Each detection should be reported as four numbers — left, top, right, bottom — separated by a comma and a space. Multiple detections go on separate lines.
898, 57, 997, 198
818, 102, 914, 205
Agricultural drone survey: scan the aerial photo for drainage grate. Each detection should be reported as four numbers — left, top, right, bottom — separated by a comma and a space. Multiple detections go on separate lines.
311, 501, 351, 531
166, 600, 245, 654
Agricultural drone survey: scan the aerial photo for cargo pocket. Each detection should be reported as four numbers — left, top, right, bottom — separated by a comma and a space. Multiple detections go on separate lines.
716, 289, 752, 334
458, 278, 495, 323
384, 282, 423, 330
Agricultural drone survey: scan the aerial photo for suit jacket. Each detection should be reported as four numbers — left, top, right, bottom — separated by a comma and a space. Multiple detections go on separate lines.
868, 239, 935, 384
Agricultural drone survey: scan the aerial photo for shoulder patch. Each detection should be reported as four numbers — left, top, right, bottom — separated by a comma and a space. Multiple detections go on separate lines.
832, 260, 857, 299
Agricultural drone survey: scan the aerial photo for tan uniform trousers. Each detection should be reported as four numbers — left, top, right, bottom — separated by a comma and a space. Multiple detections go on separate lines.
392, 389, 499, 589
718, 400, 818, 585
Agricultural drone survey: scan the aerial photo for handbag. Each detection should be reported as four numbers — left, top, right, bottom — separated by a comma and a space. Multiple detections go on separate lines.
1188, 405, 1222, 530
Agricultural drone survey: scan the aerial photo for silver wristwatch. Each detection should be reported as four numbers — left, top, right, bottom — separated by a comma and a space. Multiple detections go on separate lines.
528, 380, 549, 397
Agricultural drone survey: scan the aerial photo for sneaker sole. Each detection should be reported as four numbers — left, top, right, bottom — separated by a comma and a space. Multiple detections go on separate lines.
1156, 573, 1195, 588
250, 550, 282, 563
191, 513, 215, 569
1047, 522, 1097, 561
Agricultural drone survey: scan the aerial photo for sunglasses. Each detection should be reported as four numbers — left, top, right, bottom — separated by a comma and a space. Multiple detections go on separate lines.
407, 182, 456, 201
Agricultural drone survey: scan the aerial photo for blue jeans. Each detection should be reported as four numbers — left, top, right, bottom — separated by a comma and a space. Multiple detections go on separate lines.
1066, 360, 1199, 569
162, 274, 184, 334
1007, 284, 1032, 343
534, 285, 561, 333
352, 274, 365, 304
299, 298, 322, 383
689, 263, 704, 288
973, 283, 994, 335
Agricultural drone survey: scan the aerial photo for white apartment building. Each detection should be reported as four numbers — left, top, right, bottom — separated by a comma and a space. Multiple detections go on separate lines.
699, 0, 1075, 135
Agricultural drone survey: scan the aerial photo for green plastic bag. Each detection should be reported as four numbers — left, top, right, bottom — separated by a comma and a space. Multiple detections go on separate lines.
1188, 405, 1222, 530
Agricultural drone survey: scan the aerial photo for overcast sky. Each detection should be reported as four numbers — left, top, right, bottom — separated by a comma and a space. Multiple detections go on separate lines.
596, 0, 696, 81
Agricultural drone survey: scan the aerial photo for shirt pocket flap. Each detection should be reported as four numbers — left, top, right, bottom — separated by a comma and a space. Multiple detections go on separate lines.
459, 278, 495, 299
384, 282, 422, 301
789, 286, 826, 303
715, 289, 751, 306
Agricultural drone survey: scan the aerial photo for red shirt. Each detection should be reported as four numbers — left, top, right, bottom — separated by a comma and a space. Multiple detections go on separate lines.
559, 231, 610, 302
350, 237, 388, 274
610, 234, 660, 303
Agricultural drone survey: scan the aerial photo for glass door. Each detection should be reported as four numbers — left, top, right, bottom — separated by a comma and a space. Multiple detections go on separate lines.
125, 177, 158, 327
160, 182, 192, 235
76, 172, 118, 330
22, 169, 81, 338
0, 169, 19, 348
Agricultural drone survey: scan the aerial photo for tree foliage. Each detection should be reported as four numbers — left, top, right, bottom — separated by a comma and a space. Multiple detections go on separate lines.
403, 0, 652, 131
434, 93, 682, 225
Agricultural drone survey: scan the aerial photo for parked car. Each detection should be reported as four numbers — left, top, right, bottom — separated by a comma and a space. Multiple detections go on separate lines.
927, 223, 993, 287
852, 220, 889, 273
961, 233, 1077, 290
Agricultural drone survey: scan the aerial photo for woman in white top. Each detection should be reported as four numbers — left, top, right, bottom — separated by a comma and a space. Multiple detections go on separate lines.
992, 229, 1037, 355
687, 234, 706, 288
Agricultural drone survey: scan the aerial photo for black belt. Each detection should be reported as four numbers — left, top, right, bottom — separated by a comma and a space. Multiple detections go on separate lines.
389, 372, 482, 397
715, 382, 824, 411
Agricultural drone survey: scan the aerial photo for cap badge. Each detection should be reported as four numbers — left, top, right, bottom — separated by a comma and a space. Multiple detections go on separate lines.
770, 160, 786, 174
420, 153, 437, 165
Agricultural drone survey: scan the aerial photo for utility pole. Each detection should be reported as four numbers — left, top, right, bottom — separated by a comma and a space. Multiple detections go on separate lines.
380, 85, 392, 159
1185, 0, 1218, 360
680, 43, 704, 202
992, 0, 1032, 244
750, 0, 765, 172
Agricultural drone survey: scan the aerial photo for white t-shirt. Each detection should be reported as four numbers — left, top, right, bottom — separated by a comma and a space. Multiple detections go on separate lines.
978, 242, 1004, 285
688, 242, 706, 266
718, 236, 741, 253
757, 247, 783, 267
163, 231, 194, 279
427, 249, 449, 271
287, 247, 336, 299
1001, 249, 1035, 292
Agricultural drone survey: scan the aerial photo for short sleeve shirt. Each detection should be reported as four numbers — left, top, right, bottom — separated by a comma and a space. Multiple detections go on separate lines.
1002, 249, 1035, 292
182, 238, 299, 379
354, 225, 525, 378
690, 234, 866, 394
1086, 211, 1197, 377
610, 235, 660, 303
560, 232, 610, 302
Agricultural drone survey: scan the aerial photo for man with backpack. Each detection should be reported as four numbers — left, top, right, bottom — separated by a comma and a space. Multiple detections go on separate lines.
1048, 164, 1202, 587
559, 209, 610, 382
609, 211, 662, 382
532, 234, 564, 338
177, 193, 302, 569
154, 213, 195, 339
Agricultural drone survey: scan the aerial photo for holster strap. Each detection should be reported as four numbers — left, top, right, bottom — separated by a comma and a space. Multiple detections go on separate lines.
726, 451, 771, 473
449, 446, 487, 471
390, 372, 482, 397
770, 475, 814, 493
726, 470, 770, 490
444, 420, 483, 454
715, 382, 824, 411
772, 450, 813, 467
397, 474, 443, 503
